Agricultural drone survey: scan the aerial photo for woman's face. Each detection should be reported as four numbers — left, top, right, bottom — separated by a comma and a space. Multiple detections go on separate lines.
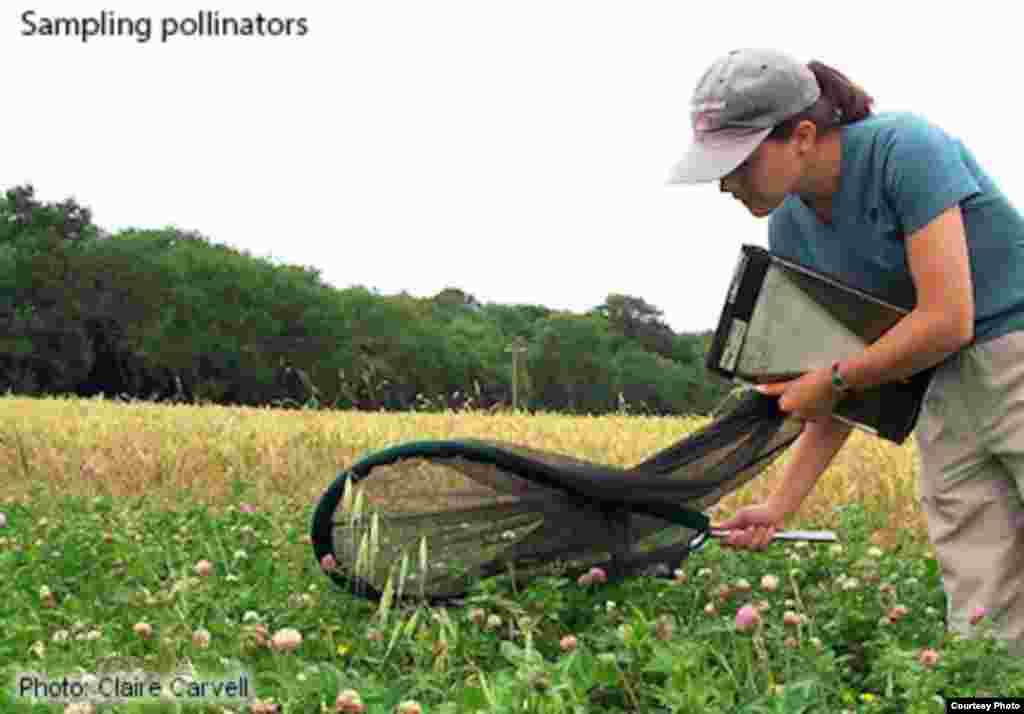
719, 128, 811, 217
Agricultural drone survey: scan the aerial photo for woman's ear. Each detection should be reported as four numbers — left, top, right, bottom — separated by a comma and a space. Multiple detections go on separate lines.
794, 120, 818, 152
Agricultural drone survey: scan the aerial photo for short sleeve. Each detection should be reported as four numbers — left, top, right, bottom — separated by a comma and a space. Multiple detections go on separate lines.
883, 117, 981, 237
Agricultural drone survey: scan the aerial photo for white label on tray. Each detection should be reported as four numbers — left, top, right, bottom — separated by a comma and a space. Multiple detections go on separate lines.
720, 318, 747, 373
727, 253, 749, 304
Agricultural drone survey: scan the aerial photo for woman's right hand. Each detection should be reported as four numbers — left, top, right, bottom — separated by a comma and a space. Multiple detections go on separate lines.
712, 503, 787, 551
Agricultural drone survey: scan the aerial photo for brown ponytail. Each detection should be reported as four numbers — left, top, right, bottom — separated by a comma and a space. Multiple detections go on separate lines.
768, 60, 874, 140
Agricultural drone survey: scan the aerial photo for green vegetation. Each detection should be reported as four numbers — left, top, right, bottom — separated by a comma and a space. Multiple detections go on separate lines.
0, 184, 729, 417
2, 493, 1021, 713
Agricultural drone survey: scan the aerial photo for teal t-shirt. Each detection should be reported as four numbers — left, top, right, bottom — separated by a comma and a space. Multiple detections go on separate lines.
768, 111, 1024, 344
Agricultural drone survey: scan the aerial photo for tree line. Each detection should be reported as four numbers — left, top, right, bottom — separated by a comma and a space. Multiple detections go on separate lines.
0, 184, 734, 416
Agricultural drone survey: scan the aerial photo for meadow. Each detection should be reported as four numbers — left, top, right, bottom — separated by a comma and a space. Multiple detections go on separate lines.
2, 394, 1023, 713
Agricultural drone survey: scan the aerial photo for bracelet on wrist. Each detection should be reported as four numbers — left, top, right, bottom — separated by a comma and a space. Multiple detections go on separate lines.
830, 361, 851, 395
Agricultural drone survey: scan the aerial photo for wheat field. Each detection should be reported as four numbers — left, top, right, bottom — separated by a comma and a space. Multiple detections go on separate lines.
0, 395, 929, 551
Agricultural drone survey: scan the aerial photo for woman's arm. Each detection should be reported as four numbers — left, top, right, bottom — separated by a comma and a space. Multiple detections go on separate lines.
838, 205, 974, 390
768, 417, 854, 519
763, 203, 976, 423
715, 417, 854, 549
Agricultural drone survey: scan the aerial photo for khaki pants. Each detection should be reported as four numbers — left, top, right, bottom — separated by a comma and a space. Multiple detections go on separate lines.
915, 330, 1024, 656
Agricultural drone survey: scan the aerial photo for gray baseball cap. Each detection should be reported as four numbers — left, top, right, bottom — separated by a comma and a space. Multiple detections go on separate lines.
667, 49, 820, 185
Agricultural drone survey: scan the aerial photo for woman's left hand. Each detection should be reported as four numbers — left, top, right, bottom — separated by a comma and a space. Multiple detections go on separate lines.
756, 367, 841, 422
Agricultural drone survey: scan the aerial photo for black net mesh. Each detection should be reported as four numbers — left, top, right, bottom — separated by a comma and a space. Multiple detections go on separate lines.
310, 389, 803, 603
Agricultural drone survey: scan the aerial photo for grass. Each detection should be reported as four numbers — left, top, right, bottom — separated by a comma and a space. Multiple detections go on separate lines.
1, 393, 1023, 713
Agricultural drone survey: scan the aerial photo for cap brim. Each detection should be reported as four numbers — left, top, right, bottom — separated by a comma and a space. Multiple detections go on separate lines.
666, 127, 772, 185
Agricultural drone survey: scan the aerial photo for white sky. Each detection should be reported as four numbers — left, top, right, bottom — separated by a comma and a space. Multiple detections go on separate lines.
3, 1, 1021, 334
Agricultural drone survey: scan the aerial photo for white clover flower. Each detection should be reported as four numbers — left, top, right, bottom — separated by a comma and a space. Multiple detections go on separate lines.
249, 697, 279, 713
655, 615, 675, 641
270, 628, 303, 652
335, 689, 366, 713
192, 628, 211, 649
918, 648, 940, 667
396, 701, 423, 714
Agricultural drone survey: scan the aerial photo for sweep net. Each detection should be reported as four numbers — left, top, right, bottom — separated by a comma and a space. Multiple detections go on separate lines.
310, 389, 804, 603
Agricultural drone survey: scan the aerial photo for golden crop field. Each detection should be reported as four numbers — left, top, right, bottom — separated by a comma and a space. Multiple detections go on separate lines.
0, 395, 929, 551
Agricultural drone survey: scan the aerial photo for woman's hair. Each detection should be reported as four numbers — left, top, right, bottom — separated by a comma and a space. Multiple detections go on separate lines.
768, 61, 874, 140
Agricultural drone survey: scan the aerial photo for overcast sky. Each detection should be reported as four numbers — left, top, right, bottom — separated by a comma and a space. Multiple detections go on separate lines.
4, 1, 1022, 334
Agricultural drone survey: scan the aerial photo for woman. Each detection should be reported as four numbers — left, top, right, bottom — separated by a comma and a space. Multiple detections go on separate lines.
669, 48, 1024, 655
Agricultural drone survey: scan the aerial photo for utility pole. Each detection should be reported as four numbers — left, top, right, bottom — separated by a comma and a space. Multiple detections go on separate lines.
504, 338, 528, 412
